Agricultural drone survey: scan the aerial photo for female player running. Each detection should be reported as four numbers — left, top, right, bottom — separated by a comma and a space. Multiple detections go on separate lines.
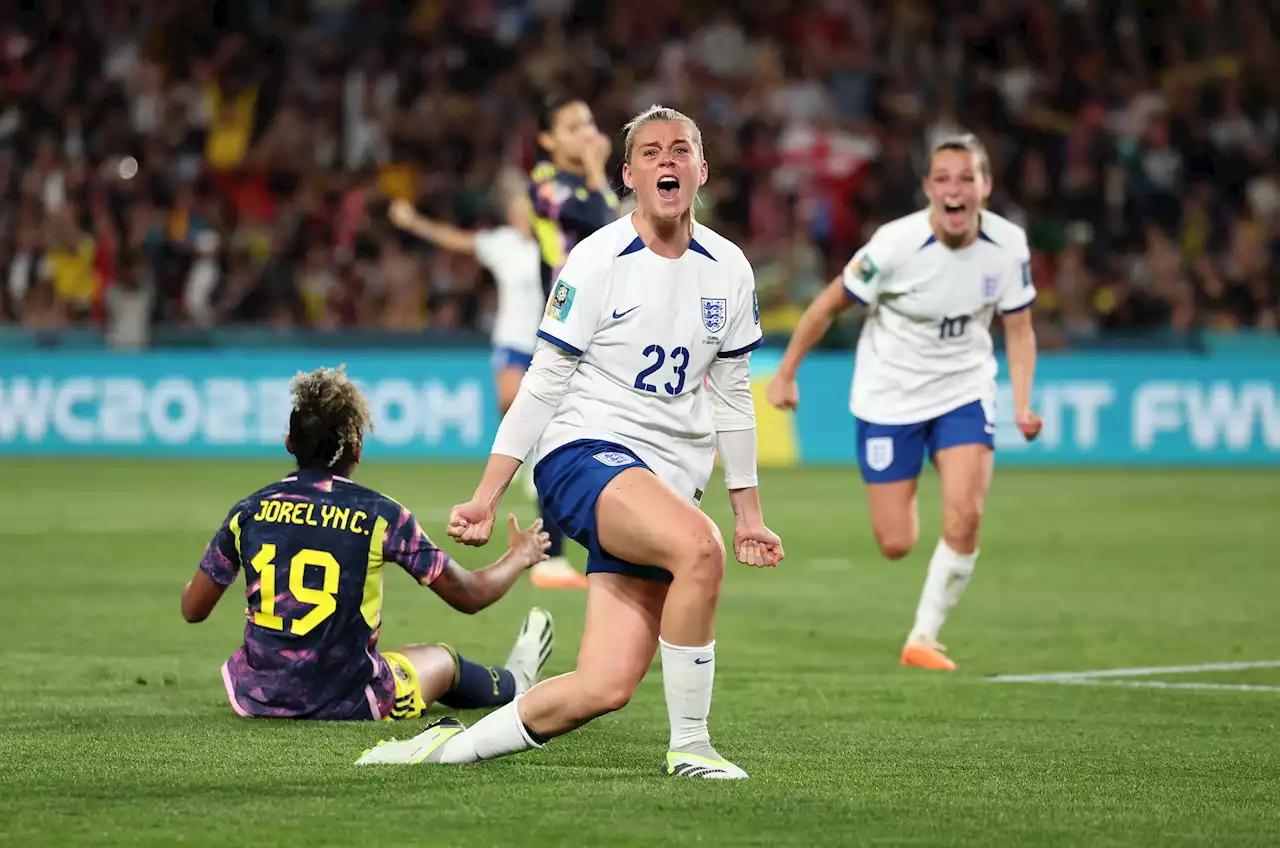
182, 365, 555, 721
766, 135, 1041, 672
522, 94, 622, 590
387, 170, 544, 499
358, 106, 784, 779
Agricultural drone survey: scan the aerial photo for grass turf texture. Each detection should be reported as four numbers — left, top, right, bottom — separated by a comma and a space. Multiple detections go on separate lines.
1, 460, 1277, 847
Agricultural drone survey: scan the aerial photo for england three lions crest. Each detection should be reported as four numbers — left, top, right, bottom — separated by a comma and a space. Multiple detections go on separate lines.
701, 298, 727, 333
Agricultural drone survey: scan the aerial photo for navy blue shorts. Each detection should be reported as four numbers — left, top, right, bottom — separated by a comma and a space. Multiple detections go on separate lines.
491, 346, 533, 371
855, 399, 994, 484
533, 439, 674, 584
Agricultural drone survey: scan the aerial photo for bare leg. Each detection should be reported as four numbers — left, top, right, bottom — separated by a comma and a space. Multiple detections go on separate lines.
864, 478, 920, 561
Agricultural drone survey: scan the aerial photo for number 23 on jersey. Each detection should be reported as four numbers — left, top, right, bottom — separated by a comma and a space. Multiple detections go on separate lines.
633, 344, 691, 394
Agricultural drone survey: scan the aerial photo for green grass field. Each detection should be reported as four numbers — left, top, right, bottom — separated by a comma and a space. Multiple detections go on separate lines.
2, 460, 1278, 847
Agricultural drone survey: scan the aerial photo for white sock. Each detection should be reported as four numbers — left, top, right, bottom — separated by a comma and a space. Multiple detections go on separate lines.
437, 697, 543, 764
909, 539, 977, 644
659, 638, 715, 751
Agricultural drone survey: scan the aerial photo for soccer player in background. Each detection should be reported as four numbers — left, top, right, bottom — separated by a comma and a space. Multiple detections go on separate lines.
357, 106, 784, 779
523, 94, 622, 590
181, 365, 556, 721
766, 135, 1042, 672
386, 169, 544, 498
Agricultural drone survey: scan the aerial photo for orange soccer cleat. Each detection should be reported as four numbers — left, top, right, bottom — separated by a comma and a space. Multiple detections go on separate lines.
901, 639, 957, 671
530, 557, 589, 590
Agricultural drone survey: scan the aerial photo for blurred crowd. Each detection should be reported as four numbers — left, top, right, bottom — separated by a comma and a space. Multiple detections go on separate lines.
1, 0, 1278, 350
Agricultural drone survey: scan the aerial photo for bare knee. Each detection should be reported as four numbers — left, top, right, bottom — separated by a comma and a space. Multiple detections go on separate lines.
677, 521, 726, 588
943, 500, 983, 553
875, 528, 916, 561
866, 481, 919, 561
872, 514, 917, 560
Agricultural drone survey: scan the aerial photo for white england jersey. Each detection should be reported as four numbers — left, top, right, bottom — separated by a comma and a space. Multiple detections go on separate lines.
535, 215, 762, 502
475, 227, 543, 355
842, 209, 1036, 425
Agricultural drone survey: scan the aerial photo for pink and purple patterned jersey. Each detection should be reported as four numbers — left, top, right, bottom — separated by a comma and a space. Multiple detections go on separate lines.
529, 161, 619, 295
199, 469, 447, 720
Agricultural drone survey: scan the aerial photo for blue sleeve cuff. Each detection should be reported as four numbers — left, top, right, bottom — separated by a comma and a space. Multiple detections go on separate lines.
717, 336, 764, 358
1000, 294, 1036, 315
842, 280, 869, 306
536, 329, 584, 356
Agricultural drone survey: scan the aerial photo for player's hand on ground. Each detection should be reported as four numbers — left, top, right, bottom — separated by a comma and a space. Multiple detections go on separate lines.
506, 514, 550, 568
447, 500, 495, 546
1016, 409, 1043, 441
766, 375, 799, 411
733, 524, 784, 568
388, 199, 418, 230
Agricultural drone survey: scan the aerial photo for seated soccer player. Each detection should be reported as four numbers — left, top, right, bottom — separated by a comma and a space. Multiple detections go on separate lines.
181, 365, 555, 721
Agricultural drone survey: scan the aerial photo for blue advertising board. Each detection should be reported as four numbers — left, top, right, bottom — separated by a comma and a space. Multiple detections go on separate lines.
0, 348, 1276, 465
751, 350, 1280, 467
0, 351, 496, 459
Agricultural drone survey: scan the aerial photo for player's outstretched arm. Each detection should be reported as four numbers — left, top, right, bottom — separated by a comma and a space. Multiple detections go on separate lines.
708, 355, 784, 568
448, 343, 580, 546
1002, 307, 1042, 440
388, 199, 477, 255
767, 277, 860, 411
429, 516, 551, 614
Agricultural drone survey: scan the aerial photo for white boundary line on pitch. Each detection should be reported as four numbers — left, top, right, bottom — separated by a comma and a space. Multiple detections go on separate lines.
989, 660, 1280, 693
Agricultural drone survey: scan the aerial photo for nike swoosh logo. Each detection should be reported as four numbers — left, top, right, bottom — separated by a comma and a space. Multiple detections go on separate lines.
612, 305, 641, 319
694, 657, 713, 665
984, 424, 995, 434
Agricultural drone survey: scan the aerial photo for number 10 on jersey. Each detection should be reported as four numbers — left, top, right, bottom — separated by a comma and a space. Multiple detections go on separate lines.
634, 344, 690, 394
939, 315, 970, 339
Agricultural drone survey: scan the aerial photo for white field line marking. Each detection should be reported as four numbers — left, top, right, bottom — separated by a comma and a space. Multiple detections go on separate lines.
1053, 679, 1280, 693
990, 660, 1280, 683
990, 660, 1280, 693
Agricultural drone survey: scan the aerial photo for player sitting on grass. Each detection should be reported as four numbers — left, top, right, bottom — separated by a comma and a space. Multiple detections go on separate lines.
181, 365, 555, 721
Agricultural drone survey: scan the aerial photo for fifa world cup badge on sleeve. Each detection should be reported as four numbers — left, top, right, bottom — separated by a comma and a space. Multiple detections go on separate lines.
854, 255, 878, 283
547, 281, 576, 321
702, 298, 727, 333
752, 291, 760, 324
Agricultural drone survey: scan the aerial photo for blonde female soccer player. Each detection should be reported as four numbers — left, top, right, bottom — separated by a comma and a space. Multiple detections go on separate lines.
766, 135, 1042, 672
357, 106, 784, 779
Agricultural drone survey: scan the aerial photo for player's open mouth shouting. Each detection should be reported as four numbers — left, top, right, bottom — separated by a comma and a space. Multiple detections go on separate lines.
657, 174, 680, 203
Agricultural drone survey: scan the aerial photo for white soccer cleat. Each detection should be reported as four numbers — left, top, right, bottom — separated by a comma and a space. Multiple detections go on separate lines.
505, 607, 554, 694
665, 748, 749, 780
355, 717, 466, 766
